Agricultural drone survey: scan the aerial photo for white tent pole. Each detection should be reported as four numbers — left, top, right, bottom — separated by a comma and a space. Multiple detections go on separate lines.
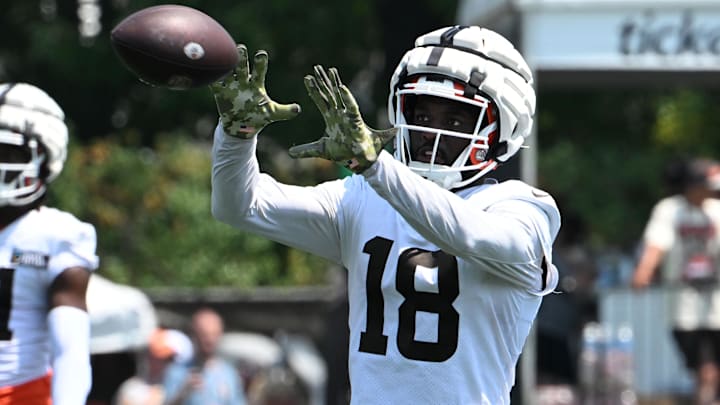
518, 63, 540, 405
521, 73, 538, 186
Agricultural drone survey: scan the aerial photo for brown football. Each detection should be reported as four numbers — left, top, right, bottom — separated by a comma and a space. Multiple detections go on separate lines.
110, 4, 238, 90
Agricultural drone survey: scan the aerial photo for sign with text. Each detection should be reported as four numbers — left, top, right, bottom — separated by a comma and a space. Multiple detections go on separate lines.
523, 8, 720, 70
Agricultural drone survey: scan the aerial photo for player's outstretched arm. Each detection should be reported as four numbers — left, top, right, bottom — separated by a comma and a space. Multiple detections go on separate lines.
210, 44, 301, 138
288, 65, 395, 173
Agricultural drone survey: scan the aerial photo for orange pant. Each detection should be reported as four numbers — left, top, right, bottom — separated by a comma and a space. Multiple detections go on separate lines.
0, 373, 51, 405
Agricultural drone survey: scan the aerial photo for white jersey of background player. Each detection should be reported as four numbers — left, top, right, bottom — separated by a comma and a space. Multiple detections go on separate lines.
0, 83, 97, 405
210, 26, 560, 405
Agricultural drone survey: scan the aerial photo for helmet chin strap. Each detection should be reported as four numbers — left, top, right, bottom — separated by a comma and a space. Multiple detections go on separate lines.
409, 159, 499, 190
0, 183, 46, 207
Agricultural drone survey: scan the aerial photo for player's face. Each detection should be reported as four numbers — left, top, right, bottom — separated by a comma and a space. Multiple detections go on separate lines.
408, 96, 480, 165
192, 312, 223, 358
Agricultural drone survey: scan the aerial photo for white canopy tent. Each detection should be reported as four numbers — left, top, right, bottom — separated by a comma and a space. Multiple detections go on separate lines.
86, 274, 157, 355
219, 331, 327, 405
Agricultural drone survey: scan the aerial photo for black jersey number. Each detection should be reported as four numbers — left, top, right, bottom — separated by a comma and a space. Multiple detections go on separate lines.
358, 236, 459, 362
0, 268, 15, 340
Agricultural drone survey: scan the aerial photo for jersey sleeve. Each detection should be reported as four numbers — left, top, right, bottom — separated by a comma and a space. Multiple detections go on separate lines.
641, 197, 677, 250
211, 124, 346, 263
47, 213, 99, 280
363, 151, 560, 291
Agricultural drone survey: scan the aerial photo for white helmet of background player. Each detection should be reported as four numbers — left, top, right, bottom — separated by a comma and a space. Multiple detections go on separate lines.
388, 26, 535, 190
0, 83, 68, 206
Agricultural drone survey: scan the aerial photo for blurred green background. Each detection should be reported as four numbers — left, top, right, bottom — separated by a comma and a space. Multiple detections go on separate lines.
3, 0, 720, 288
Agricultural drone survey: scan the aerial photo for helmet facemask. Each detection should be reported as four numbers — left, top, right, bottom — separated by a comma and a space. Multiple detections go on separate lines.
394, 76, 499, 190
0, 130, 47, 206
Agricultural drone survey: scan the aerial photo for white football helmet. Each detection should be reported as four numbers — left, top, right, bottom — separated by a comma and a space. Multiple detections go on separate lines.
388, 26, 535, 189
0, 83, 68, 206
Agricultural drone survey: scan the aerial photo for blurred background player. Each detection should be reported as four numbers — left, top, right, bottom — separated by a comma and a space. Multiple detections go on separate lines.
632, 157, 720, 405
210, 25, 559, 404
0, 83, 98, 404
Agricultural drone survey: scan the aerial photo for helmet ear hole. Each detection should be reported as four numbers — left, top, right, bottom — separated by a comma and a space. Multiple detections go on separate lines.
468, 145, 487, 165
488, 141, 508, 162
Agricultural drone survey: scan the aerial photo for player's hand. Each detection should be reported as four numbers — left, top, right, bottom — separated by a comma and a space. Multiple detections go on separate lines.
288, 65, 395, 173
210, 44, 301, 138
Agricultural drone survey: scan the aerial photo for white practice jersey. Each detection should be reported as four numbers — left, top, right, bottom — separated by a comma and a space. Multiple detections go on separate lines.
0, 206, 98, 387
212, 129, 561, 405
642, 195, 720, 329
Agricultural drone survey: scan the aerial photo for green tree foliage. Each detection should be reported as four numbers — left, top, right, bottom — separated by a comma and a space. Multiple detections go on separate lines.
49, 132, 337, 287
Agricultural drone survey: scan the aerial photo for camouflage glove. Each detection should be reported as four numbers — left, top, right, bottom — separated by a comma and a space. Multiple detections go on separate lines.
288, 65, 395, 173
210, 44, 300, 138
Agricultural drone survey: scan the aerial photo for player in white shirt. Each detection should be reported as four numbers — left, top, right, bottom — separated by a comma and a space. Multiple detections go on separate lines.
632, 157, 720, 404
210, 26, 560, 404
0, 83, 98, 405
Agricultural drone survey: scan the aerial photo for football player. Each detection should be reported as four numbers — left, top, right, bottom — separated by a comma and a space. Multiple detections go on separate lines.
210, 26, 560, 404
0, 83, 98, 405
